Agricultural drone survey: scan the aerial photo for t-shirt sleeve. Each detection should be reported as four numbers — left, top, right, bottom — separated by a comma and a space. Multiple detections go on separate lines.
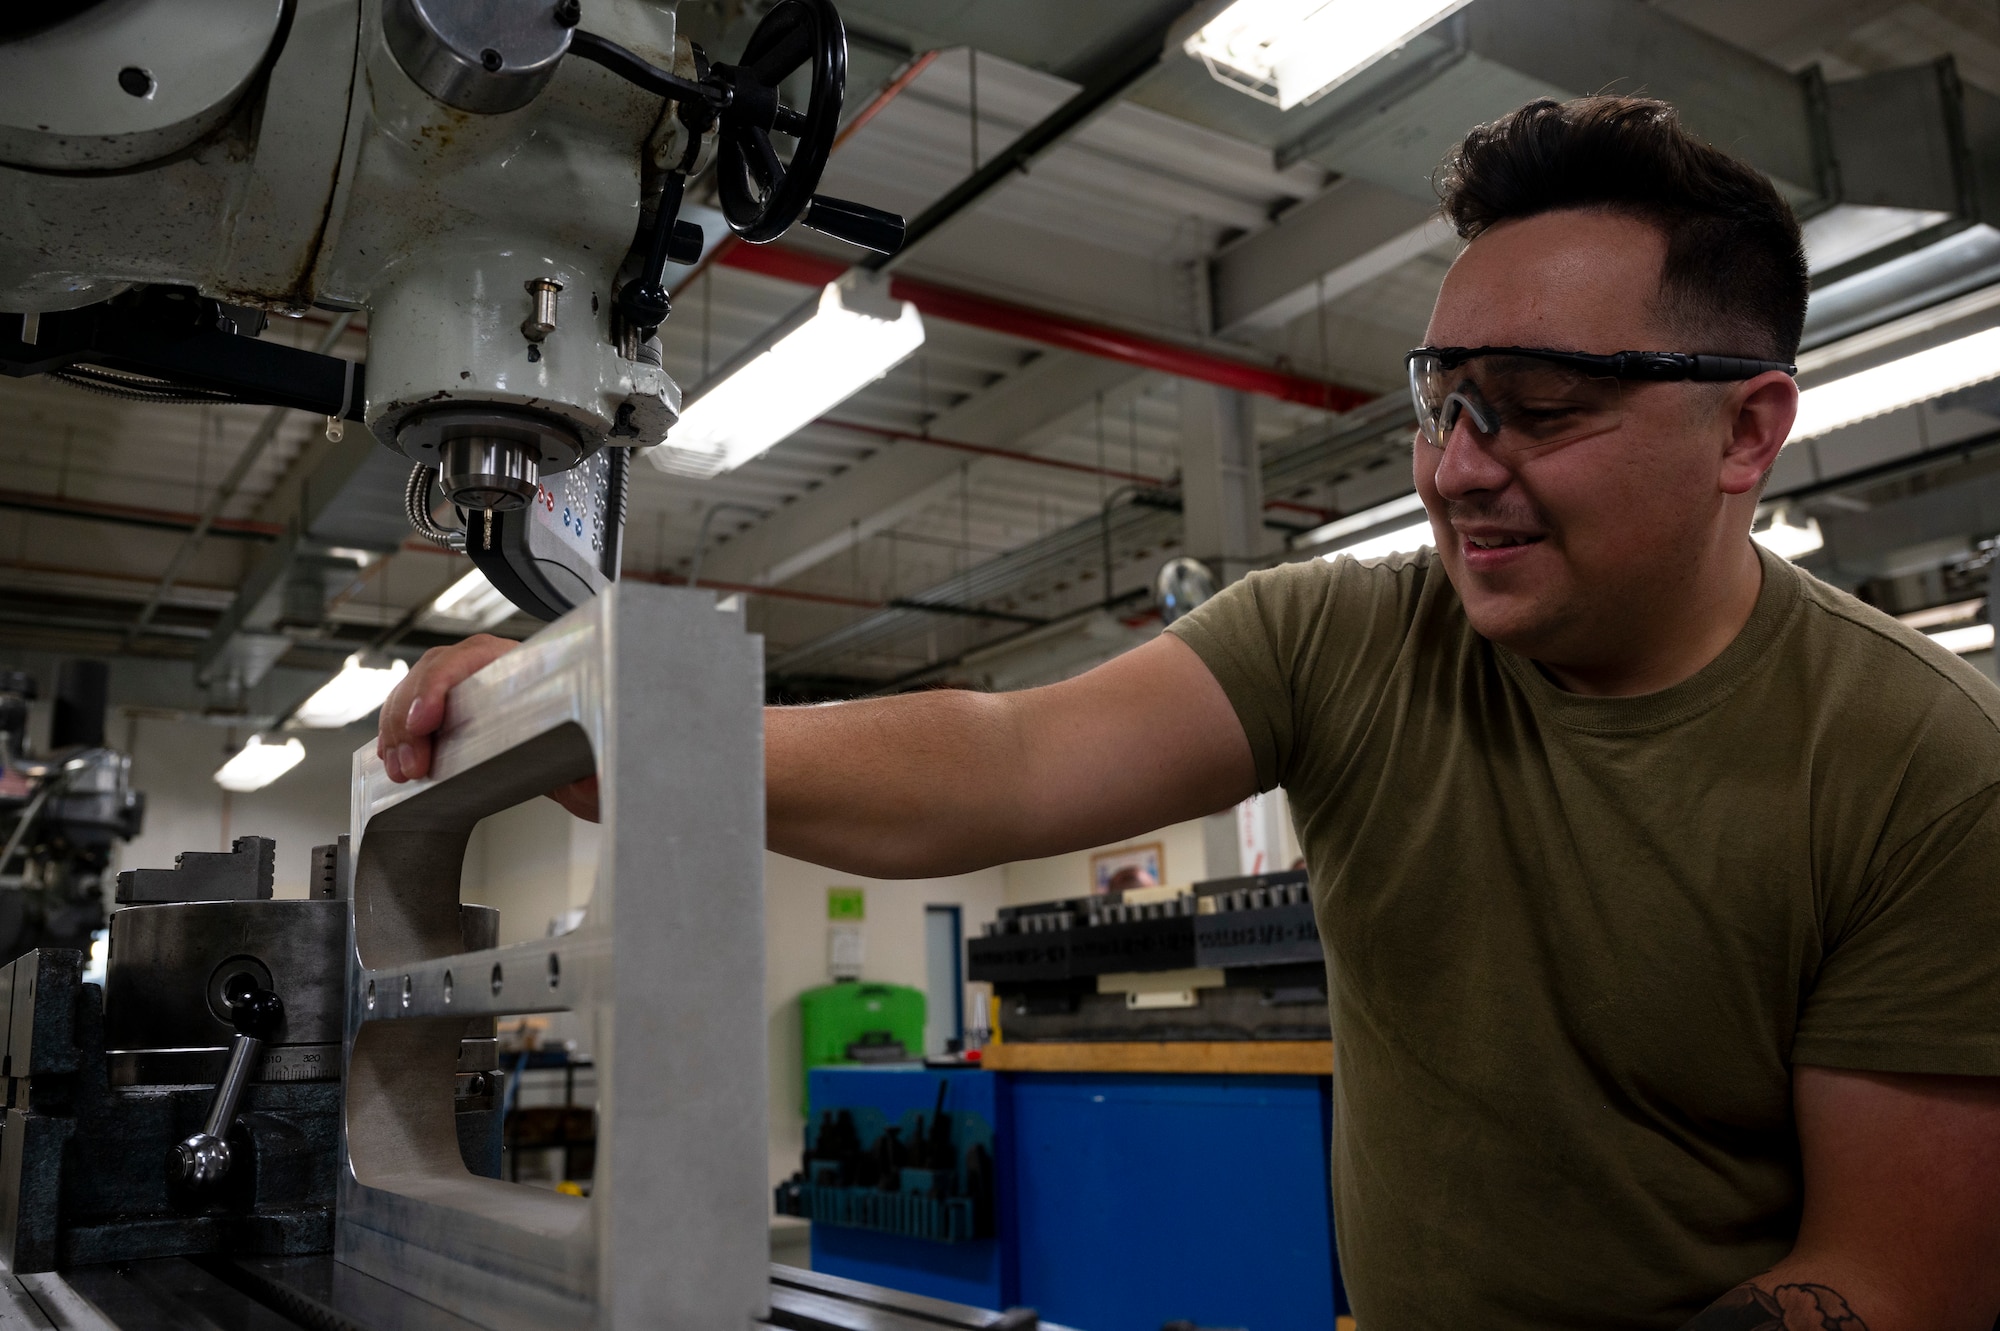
1793, 780, 2000, 1076
1164, 554, 1423, 793
1164, 566, 1299, 792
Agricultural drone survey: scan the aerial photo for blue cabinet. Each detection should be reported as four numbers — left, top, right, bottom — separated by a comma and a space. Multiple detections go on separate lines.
801, 1066, 1008, 1310
802, 1066, 1345, 1330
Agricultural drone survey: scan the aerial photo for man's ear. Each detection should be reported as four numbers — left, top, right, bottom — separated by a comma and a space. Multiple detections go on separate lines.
1719, 371, 1798, 497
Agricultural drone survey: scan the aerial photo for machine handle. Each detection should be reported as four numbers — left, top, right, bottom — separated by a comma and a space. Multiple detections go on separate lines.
802, 195, 906, 255
168, 979, 284, 1191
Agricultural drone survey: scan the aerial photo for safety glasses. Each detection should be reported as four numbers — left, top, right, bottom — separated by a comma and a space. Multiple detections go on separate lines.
1406, 346, 1796, 453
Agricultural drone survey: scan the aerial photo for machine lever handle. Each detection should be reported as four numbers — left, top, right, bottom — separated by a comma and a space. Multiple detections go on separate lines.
169, 980, 284, 1191
802, 196, 906, 255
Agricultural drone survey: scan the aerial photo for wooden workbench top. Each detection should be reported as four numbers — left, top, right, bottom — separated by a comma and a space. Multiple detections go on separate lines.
980, 1040, 1333, 1075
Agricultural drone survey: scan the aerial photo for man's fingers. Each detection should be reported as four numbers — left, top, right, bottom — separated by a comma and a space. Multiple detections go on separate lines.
376, 634, 519, 783
406, 687, 442, 738
400, 736, 431, 783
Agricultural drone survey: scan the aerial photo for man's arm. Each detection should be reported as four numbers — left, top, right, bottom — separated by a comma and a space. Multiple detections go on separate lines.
377, 631, 1258, 877
1680, 1064, 2000, 1331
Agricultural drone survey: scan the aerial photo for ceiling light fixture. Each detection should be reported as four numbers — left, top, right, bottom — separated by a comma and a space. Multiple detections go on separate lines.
1184, 0, 1473, 110
292, 654, 410, 729
651, 272, 924, 478
1791, 326, 2000, 442
1752, 508, 1824, 561
1321, 519, 1434, 564
214, 735, 306, 793
1928, 623, 1995, 655
426, 569, 518, 630
1897, 598, 1985, 632
1294, 491, 1427, 550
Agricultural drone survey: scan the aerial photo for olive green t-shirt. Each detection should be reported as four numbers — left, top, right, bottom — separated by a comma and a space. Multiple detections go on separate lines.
1166, 543, 2000, 1330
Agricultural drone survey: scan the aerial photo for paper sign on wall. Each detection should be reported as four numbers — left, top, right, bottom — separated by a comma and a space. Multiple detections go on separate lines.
827, 886, 866, 921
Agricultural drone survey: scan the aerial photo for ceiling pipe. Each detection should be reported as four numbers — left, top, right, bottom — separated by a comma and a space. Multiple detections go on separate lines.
860, 25, 1172, 273
720, 241, 1374, 412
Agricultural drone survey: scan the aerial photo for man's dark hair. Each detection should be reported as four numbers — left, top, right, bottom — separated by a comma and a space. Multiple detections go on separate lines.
1434, 96, 1809, 361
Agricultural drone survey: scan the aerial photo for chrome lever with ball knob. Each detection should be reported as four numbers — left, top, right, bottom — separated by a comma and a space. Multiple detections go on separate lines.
169, 974, 284, 1192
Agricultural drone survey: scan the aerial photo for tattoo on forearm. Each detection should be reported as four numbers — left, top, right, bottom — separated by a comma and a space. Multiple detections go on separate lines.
1679, 1283, 1868, 1331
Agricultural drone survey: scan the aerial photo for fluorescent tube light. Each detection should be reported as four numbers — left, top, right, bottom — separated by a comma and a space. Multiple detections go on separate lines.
652, 273, 924, 478
1321, 520, 1433, 564
214, 735, 305, 793
1898, 598, 1985, 632
1792, 326, 2000, 442
1752, 509, 1824, 561
293, 654, 408, 729
1294, 491, 1427, 550
426, 569, 517, 630
1184, 0, 1472, 110
1929, 623, 1995, 655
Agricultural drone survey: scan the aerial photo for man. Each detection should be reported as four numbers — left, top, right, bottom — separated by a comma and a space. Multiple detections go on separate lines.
380, 98, 2000, 1329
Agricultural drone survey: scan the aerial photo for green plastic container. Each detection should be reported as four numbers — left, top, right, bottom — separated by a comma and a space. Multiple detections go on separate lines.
797, 981, 926, 1114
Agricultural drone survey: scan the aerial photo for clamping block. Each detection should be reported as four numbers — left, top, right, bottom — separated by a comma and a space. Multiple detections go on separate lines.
336, 584, 767, 1329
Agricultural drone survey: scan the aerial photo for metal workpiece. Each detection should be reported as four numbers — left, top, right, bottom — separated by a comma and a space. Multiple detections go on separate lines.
341, 582, 767, 1329
115, 835, 276, 905
382, 0, 576, 114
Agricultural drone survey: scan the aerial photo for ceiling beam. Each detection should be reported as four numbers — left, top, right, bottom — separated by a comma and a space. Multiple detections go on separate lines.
693, 352, 1141, 588
1210, 178, 1450, 334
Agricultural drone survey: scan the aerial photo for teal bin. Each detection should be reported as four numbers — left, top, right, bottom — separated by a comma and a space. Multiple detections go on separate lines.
798, 982, 925, 1113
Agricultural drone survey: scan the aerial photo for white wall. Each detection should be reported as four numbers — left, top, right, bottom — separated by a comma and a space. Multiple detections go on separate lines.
1000, 797, 1302, 907
119, 713, 362, 899
461, 799, 597, 945
1002, 818, 1212, 905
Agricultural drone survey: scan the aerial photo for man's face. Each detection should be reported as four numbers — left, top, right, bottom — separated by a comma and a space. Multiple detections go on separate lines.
1415, 208, 1742, 665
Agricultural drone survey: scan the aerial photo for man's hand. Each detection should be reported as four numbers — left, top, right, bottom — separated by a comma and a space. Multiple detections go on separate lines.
376, 634, 603, 817
1678, 1065, 2000, 1331
376, 634, 516, 783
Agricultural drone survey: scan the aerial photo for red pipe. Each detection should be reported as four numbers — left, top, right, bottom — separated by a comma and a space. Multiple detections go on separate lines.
718, 243, 1376, 413
834, 50, 940, 152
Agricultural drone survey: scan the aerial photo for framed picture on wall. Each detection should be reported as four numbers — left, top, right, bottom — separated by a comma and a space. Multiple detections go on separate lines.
1091, 842, 1163, 895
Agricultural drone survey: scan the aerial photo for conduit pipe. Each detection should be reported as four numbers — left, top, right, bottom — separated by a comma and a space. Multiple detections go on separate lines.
719, 242, 1374, 412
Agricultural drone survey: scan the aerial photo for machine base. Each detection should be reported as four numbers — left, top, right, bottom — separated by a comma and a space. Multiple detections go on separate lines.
0, 1258, 1060, 1331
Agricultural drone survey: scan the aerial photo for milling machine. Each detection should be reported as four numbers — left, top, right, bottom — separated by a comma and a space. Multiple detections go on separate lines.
0, 662, 145, 968
0, 5, 1058, 1328
0, 0, 905, 621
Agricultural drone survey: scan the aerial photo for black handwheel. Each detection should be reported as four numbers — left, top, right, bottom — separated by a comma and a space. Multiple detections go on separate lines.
713, 0, 844, 244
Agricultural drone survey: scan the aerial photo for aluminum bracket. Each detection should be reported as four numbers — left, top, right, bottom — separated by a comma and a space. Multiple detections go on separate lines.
337, 583, 767, 1329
